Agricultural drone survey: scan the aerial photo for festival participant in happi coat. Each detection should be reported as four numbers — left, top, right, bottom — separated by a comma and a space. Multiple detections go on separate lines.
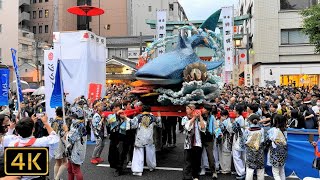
107, 102, 130, 177
8, 115, 59, 180
91, 101, 107, 164
244, 114, 265, 180
129, 105, 162, 176
219, 110, 233, 174
266, 115, 288, 180
65, 106, 87, 180
232, 105, 248, 180
51, 107, 68, 180
199, 104, 218, 179
182, 104, 207, 180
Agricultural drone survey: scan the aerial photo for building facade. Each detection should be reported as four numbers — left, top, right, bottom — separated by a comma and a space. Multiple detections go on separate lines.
0, 0, 19, 67
105, 35, 154, 82
238, 0, 320, 87
28, 0, 77, 44
128, 0, 188, 36
27, 0, 187, 42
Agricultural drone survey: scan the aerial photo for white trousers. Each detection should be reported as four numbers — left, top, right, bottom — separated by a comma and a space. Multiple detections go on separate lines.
90, 129, 95, 142
201, 148, 209, 169
232, 150, 246, 176
246, 166, 264, 180
272, 166, 285, 180
131, 144, 156, 173
218, 144, 231, 173
213, 143, 220, 169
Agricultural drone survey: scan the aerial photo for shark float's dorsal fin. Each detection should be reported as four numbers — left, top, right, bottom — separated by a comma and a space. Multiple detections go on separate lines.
177, 33, 188, 49
200, 9, 222, 31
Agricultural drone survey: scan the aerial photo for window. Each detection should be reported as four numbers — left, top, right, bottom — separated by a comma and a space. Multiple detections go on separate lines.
33, 0, 36, 3
281, 29, 309, 44
0, 24, 2, 33
33, 11, 36, 19
39, 26, 42, 34
33, 26, 36, 34
45, 10, 49, 18
39, 10, 43, 18
22, 44, 28, 51
169, 4, 174, 11
280, 0, 317, 10
45, 25, 48, 33
148, 6, 152, 12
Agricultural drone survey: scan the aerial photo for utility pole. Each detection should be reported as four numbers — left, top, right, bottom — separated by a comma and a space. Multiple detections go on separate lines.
53, 0, 59, 32
246, 27, 250, 64
35, 41, 40, 86
99, 0, 101, 35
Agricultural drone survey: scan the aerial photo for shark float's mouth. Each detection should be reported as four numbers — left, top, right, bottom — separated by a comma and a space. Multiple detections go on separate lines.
135, 75, 182, 85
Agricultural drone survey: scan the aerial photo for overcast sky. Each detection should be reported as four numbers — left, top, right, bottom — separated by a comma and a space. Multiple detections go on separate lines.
179, 0, 239, 20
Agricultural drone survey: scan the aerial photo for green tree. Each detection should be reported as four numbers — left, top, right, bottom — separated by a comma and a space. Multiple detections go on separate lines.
300, 4, 320, 54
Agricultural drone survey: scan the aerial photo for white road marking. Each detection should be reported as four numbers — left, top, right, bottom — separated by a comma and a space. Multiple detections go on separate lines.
97, 164, 183, 171
96, 164, 299, 178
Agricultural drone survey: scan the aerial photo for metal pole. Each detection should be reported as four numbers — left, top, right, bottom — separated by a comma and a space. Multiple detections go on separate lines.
139, 32, 143, 55
246, 28, 250, 64
99, 0, 101, 35
58, 59, 66, 124
53, 0, 59, 32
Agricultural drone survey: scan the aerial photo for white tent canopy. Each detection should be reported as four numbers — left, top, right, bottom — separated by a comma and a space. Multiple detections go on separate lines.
10, 80, 30, 91
32, 86, 45, 96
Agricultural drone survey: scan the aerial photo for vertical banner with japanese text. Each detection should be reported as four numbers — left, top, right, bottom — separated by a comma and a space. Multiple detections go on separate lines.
87, 83, 102, 104
10, 48, 24, 104
156, 10, 166, 56
221, 6, 234, 72
244, 64, 253, 87
223, 70, 232, 85
44, 49, 57, 123
0, 68, 9, 106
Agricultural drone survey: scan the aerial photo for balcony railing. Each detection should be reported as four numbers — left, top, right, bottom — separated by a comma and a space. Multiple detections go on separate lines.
19, 12, 30, 23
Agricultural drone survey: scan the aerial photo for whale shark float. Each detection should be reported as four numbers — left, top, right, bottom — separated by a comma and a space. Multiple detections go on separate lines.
135, 9, 224, 85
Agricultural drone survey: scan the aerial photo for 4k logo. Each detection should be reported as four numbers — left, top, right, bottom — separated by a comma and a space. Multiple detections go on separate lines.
4, 147, 49, 176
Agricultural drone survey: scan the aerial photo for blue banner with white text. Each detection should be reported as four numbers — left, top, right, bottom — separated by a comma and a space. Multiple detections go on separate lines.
10, 48, 24, 103
0, 68, 9, 106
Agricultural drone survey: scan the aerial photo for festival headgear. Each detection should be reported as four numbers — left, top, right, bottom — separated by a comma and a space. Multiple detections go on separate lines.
229, 111, 236, 119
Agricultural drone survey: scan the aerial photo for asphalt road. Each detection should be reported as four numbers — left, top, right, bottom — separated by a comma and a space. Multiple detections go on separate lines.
48, 133, 299, 180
